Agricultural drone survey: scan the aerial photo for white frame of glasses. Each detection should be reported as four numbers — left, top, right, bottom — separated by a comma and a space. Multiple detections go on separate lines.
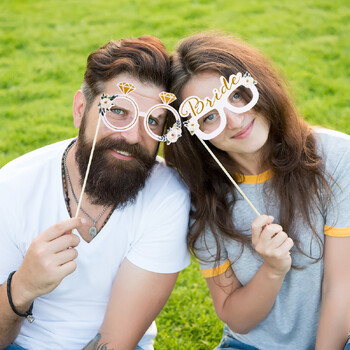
98, 82, 182, 144
179, 72, 259, 140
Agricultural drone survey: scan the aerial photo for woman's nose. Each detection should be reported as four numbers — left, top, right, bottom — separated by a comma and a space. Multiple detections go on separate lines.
224, 108, 244, 130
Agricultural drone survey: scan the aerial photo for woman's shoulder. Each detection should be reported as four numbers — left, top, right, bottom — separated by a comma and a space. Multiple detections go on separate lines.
312, 127, 350, 177
313, 127, 350, 148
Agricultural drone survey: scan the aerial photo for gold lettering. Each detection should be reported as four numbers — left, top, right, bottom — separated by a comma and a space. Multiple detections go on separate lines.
213, 89, 221, 102
180, 97, 204, 117
220, 83, 227, 96
222, 76, 231, 91
222, 74, 240, 91
231, 73, 241, 86
205, 97, 214, 108
204, 88, 223, 109
180, 73, 244, 117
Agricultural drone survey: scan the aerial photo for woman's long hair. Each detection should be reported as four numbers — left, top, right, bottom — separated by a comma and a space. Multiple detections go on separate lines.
164, 32, 332, 268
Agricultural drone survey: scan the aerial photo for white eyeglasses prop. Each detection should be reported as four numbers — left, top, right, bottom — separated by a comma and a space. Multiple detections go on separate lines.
179, 72, 261, 216
98, 82, 182, 144
180, 72, 259, 140
74, 82, 182, 220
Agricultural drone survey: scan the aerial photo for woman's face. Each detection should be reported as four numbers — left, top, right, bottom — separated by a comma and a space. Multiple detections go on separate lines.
181, 72, 270, 167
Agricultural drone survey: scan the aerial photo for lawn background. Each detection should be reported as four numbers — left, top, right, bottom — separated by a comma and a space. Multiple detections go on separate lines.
0, 0, 349, 349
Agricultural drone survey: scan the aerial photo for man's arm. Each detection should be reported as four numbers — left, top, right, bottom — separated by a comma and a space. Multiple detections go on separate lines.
83, 333, 113, 350
0, 281, 29, 348
0, 218, 82, 348
83, 258, 178, 350
316, 236, 350, 350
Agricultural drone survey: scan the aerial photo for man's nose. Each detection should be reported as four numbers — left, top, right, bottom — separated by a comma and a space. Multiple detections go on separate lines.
118, 116, 144, 144
223, 108, 244, 130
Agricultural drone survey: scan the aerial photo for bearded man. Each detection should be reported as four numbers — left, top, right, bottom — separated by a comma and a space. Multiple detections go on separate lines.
0, 36, 190, 350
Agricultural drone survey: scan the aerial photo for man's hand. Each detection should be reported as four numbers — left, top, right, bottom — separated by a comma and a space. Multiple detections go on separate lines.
251, 215, 294, 278
11, 217, 83, 311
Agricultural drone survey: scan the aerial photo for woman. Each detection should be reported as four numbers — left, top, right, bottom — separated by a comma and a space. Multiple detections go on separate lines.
165, 33, 350, 350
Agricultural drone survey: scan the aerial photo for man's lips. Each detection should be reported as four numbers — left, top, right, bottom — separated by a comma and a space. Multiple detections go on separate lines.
231, 119, 255, 139
109, 148, 135, 160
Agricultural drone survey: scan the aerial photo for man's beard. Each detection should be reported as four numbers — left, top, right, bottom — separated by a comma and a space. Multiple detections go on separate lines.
75, 132, 156, 209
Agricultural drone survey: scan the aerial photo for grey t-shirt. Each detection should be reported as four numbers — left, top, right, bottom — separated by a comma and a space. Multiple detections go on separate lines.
195, 129, 350, 350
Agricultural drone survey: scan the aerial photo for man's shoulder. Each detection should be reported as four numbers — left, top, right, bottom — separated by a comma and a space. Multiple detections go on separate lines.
0, 139, 73, 184
148, 155, 189, 194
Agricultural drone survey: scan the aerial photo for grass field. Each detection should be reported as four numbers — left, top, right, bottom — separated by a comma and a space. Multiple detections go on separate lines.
0, 0, 349, 348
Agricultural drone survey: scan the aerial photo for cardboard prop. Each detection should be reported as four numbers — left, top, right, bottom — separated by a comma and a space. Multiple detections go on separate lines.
179, 72, 261, 216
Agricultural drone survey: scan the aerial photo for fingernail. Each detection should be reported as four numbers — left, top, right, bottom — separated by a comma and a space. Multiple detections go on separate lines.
81, 218, 87, 224
268, 215, 274, 221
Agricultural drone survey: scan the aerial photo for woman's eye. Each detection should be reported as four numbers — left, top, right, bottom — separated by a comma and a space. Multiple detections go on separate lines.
204, 113, 216, 123
232, 92, 240, 100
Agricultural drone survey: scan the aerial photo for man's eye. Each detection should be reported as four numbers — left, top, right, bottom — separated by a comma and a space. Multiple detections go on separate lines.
111, 108, 124, 115
148, 116, 158, 126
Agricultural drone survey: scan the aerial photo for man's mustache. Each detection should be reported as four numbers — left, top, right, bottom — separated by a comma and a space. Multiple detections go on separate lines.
93, 137, 149, 160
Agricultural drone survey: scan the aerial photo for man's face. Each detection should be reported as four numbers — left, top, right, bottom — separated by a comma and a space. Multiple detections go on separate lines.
75, 73, 166, 208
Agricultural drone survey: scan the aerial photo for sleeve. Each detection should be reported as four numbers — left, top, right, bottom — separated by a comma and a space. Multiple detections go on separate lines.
323, 136, 350, 238
126, 189, 191, 274
0, 182, 24, 284
194, 225, 230, 278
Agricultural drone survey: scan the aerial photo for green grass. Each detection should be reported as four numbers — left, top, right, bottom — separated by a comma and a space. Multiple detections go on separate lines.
1, 0, 349, 348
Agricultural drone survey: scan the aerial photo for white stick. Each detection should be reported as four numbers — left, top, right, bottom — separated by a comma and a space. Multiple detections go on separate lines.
75, 116, 102, 218
197, 136, 260, 216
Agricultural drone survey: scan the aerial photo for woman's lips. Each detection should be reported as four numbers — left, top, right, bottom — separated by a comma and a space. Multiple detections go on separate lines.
232, 119, 255, 139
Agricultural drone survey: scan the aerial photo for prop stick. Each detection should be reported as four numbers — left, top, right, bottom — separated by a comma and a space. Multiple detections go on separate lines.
75, 116, 102, 218
197, 136, 260, 216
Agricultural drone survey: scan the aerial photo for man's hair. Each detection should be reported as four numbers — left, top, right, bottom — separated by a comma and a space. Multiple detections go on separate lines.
81, 36, 170, 110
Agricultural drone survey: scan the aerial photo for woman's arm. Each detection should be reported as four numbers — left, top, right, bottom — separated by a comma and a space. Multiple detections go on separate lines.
316, 235, 350, 350
206, 215, 294, 333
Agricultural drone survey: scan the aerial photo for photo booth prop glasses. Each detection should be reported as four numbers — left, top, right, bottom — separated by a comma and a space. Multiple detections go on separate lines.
74, 82, 182, 222
98, 82, 182, 145
179, 72, 259, 140
179, 72, 261, 216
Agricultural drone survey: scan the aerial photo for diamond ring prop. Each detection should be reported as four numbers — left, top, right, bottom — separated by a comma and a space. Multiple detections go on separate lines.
98, 82, 182, 144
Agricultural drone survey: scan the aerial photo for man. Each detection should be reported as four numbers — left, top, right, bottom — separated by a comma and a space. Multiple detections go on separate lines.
0, 36, 190, 349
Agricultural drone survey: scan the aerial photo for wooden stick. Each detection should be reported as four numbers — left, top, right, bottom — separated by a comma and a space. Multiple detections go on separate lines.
75, 116, 102, 218
197, 136, 260, 216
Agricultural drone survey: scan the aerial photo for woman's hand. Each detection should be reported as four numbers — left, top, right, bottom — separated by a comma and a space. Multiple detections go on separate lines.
251, 215, 294, 278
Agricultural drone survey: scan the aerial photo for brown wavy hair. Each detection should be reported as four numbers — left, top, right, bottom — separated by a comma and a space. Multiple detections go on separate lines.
164, 32, 332, 268
81, 35, 170, 111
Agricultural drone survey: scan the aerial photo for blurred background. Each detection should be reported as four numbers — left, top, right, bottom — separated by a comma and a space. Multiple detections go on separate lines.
0, 0, 349, 348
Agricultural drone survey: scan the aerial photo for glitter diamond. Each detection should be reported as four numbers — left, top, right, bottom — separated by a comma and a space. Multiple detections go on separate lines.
159, 92, 176, 105
118, 82, 135, 94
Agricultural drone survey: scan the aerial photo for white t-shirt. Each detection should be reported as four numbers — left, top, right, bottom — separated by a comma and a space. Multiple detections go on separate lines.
0, 139, 190, 350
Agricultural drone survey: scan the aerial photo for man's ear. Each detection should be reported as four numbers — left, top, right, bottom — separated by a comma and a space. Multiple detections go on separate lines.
73, 90, 86, 128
